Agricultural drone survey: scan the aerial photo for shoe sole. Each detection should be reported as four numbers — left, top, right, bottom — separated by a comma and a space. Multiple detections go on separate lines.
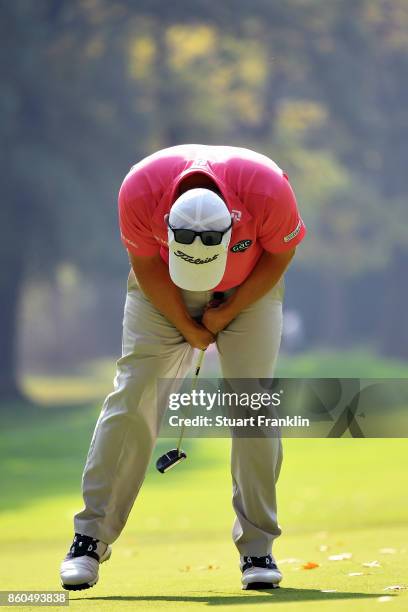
243, 581, 280, 590
62, 579, 98, 591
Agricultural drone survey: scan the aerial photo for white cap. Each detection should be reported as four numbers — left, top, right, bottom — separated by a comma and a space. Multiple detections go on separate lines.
168, 188, 232, 291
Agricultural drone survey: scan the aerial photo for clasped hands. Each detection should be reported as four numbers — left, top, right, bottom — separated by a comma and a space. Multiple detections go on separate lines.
181, 299, 235, 350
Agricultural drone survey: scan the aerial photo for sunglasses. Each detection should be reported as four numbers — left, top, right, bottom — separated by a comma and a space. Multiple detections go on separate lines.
167, 218, 232, 246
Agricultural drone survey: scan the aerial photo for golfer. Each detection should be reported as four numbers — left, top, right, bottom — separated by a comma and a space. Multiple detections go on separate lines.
60, 144, 306, 590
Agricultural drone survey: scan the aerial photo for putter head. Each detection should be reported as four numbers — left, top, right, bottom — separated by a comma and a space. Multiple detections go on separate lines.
156, 449, 187, 473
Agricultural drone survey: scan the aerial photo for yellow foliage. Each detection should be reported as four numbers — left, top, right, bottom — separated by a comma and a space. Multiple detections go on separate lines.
167, 25, 217, 70
129, 36, 156, 79
211, 66, 234, 94
230, 90, 261, 123
278, 100, 328, 133
288, 148, 351, 212
237, 50, 267, 85
222, 36, 267, 85
164, 28, 266, 124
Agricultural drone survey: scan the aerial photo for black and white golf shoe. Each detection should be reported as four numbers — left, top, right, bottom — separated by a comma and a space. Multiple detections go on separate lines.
241, 554, 282, 590
60, 533, 111, 591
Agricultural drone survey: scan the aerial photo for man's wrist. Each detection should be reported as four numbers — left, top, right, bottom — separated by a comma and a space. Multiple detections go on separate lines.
223, 295, 241, 320
176, 313, 198, 335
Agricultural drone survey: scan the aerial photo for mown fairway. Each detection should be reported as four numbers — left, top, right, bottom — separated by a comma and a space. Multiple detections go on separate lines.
1, 356, 407, 611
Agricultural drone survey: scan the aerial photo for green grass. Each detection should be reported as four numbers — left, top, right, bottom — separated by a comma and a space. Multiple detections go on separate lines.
22, 349, 408, 407
1, 353, 407, 610
276, 349, 408, 378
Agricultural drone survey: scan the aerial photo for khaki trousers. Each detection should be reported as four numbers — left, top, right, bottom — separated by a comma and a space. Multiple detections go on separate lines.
74, 270, 284, 556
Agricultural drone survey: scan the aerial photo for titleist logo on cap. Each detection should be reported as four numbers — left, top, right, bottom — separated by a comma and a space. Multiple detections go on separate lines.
174, 250, 219, 265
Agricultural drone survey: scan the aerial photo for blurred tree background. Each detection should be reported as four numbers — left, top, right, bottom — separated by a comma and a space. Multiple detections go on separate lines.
1, 0, 407, 400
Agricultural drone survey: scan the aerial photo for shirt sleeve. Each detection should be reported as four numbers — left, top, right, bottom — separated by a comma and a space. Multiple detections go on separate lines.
118, 177, 160, 257
259, 173, 307, 253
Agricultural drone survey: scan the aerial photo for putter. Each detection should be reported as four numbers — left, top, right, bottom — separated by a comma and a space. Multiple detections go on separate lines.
156, 292, 224, 474
156, 348, 206, 473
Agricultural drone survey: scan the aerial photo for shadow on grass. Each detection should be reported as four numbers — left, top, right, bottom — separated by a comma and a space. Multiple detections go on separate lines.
79, 588, 386, 605
0, 400, 210, 513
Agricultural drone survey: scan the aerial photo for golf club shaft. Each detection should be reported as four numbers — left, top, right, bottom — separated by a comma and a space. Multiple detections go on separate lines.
176, 348, 205, 452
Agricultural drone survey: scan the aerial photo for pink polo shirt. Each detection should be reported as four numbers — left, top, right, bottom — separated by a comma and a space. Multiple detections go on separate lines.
118, 144, 306, 291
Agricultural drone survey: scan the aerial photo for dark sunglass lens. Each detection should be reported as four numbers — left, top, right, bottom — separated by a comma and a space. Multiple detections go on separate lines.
174, 229, 195, 244
201, 231, 222, 246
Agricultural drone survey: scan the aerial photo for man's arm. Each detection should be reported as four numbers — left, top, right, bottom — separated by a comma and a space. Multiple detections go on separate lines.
128, 251, 215, 350
202, 248, 296, 334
